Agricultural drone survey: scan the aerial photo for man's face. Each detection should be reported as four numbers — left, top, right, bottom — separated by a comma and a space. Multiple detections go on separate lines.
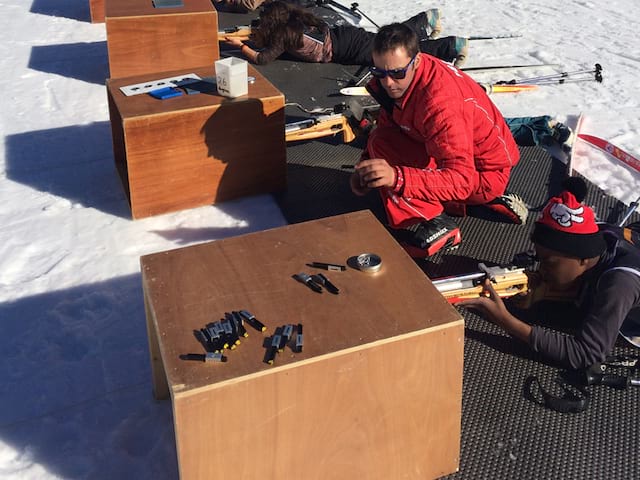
535, 245, 589, 289
371, 47, 418, 100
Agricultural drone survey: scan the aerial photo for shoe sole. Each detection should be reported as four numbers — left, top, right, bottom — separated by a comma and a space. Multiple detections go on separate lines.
400, 229, 462, 258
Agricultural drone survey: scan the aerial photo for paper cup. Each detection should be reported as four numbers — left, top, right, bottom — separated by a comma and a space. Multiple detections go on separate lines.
215, 57, 248, 98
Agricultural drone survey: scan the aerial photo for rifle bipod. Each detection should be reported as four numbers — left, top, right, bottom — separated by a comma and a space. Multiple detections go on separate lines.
315, 0, 362, 24
347, 2, 379, 28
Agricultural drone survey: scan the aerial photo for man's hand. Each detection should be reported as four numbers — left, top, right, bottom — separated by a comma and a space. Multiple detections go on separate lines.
354, 158, 396, 190
456, 279, 532, 342
349, 172, 371, 196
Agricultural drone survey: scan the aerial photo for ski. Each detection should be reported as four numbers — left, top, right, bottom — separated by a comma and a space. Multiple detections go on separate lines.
566, 112, 584, 174
577, 134, 640, 174
461, 63, 561, 74
345, 63, 561, 88
468, 33, 523, 41
340, 86, 369, 96
482, 83, 538, 94
340, 83, 538, 96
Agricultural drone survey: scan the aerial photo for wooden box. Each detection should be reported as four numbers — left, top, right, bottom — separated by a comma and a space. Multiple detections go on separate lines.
141, 210, 464, 479
106, 66, 286, 219
105, 0, 219, 78
89, 0, 104, 23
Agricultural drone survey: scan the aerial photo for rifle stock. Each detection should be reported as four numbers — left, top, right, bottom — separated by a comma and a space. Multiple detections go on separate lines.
432, 264, 529, 302
432, 264, 579, 307
218, 26, 252, 41
285, 114, 355, 143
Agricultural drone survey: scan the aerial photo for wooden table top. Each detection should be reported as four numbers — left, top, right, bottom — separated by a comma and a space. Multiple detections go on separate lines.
106, 0, 214, 18
107, 65, 283, 119
141, 210, 462, 392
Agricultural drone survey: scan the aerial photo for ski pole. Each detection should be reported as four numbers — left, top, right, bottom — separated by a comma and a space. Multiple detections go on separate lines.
349, 2, 379, 28
518, 77, 603, 86
462, 63, 561, 73
498, 64, 602, 85
618, 196, 640, 227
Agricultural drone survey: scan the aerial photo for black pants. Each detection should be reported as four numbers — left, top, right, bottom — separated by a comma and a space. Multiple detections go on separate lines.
329, 12, 458, 65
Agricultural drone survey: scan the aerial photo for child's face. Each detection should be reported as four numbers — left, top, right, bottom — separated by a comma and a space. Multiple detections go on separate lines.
535, 245, 590, 289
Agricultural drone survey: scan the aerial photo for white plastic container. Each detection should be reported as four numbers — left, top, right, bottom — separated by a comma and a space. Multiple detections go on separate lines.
214, 57, 248, 98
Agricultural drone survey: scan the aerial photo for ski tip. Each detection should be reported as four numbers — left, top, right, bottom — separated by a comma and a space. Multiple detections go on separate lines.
339, 86, 370, 96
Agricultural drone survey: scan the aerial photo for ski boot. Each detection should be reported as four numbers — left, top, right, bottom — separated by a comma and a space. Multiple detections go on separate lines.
393, 214, 462, 258
549, 120, 575, 156
483, 192, 529, 224
453, 37, 469, 68
426, 8, 442, 39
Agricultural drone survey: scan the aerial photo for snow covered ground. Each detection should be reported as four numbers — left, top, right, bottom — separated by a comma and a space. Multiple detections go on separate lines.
1, 0, 638, 478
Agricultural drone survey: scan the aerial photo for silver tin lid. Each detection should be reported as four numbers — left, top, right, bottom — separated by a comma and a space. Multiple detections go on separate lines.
356, 253, 382, 273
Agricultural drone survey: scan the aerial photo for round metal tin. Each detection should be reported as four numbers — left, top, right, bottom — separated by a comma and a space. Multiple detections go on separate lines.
356, 253, 382, 273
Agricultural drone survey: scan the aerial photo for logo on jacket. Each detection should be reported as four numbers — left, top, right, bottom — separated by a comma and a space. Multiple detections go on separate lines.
443, 61, 462, 78
549, 203, 585, 227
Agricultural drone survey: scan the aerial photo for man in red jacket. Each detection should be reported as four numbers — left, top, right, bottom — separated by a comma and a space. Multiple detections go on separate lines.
350, 23, 525, 257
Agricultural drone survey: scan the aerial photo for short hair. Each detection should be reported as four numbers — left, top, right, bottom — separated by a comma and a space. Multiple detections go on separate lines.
372, 23, 419, 59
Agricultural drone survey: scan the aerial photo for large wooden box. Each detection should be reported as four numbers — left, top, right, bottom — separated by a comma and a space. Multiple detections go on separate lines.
105, 0, 219, 78
141, 210, 464, 479
106, 65, 286, 219
89, 0, 104, 23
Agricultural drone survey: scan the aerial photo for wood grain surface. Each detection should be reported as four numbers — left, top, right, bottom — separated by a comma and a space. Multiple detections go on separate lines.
142, 210, 463, 479
106, 0, 219, 78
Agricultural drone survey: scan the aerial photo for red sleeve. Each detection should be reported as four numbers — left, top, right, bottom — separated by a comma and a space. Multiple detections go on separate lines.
399, 98, 477, 202
361, 107, 394, 161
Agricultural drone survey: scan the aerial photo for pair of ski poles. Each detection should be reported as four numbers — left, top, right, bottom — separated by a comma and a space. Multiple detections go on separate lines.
496, 63, 603, 86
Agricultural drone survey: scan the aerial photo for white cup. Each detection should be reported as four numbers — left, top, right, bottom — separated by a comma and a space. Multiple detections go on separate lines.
214, 57, 248, 98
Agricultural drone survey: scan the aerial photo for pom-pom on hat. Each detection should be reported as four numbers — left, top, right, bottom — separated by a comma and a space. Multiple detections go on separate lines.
531, 177, 606, 258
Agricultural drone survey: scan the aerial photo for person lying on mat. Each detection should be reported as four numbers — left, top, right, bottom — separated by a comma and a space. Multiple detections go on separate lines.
458, 178, 640, 369
223, 2, 469, 67
215, 0, 326, 12
214, 0, 267, 13
350, 22, 523, 258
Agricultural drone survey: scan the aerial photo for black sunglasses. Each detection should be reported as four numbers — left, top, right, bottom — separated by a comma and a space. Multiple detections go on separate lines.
369, 55, 417, 80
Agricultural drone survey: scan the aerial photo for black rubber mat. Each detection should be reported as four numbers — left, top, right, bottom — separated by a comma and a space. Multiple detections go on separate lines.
279, 144, 640, 480
217, 10, 640, 479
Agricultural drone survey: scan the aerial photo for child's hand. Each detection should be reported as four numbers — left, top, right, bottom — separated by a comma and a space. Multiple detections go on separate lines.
456, 279, 510, 326
223, 36, 244, 48
456, 279, 533, 343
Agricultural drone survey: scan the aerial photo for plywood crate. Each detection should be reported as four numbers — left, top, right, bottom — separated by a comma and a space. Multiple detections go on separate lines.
141, 211, 464, 479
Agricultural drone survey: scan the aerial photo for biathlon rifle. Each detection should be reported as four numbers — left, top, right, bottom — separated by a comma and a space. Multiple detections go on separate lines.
218, 25, 252, 41
285, 113, 355, 143
431, 263, 529, 303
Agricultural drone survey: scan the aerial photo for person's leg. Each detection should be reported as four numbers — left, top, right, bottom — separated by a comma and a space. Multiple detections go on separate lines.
402, 9, 442, 40
329, 26, 375, 65
367, 126, 443, 228
466, 169, 510, 205
465, 167, 528, 224
418, 36, 468, 65
505, 116, 554, 146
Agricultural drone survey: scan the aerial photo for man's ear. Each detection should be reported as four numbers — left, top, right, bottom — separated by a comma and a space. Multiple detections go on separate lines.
414, 53, 421, 68
579, 257, 597, 267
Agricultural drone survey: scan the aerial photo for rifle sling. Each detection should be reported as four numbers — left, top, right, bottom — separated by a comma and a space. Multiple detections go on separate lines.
525, 375, 590, 413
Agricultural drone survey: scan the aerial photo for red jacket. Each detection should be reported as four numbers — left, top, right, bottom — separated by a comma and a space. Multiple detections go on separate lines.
366, 53, 520, 202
